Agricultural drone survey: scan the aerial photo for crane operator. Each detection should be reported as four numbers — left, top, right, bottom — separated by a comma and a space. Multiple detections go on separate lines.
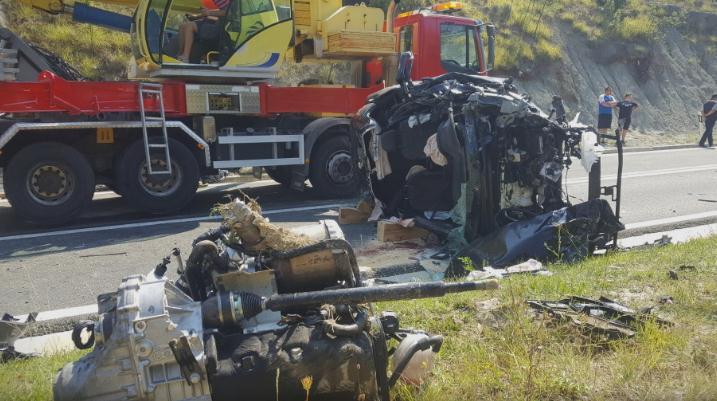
177, 0, 232, 63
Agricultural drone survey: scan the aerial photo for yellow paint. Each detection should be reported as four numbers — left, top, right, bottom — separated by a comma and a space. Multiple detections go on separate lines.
96, 128, 114, 144
224, 19, 292, 69
431, 1, 463, 13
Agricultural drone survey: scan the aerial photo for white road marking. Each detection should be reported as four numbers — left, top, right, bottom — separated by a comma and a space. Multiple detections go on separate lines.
0, 179, 276, 205
566, 164, 717, 184
603, 146, 707, 157
0, 203, 350, 242
16, 219, 717, 331
14, 304, 98, 323
624, 210, 717, 230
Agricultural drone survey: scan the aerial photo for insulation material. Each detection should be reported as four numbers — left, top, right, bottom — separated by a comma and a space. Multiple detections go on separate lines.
216, 198, 316, 252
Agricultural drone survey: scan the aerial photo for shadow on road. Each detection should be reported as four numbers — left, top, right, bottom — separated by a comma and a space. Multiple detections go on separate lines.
0, 221, 203, 260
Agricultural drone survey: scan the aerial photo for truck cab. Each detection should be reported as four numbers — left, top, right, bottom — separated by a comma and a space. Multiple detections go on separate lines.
394, 3, 494, 80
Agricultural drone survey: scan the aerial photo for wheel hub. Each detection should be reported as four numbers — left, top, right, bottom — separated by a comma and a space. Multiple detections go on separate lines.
326, 151, 353, 185
139, 159, 182, 196
28, 164, 74, 205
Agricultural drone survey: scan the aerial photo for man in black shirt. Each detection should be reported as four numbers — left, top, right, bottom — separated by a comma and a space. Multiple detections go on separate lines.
616, 93, 639, 144
699, 94, 717, 148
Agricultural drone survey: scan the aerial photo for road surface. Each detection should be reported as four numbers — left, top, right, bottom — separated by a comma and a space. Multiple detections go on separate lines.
0, 146, 715, 314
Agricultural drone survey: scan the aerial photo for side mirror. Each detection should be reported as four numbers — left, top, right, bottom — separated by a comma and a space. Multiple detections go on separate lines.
396, 51, 414, 96
485, 24, 496, 71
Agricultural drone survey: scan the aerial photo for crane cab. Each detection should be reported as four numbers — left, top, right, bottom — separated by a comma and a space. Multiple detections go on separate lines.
394, 3, 494, 79
132, 0, 295, 80
131, 0, 394, 81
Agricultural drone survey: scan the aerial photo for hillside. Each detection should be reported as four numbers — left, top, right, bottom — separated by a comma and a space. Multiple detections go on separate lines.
468, 1, 717, 138
1, 1, 716, 138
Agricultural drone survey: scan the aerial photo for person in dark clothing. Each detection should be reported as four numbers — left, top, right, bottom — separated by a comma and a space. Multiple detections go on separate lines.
699, 94, 717, 148
177, 0, 232, 63
616, 93, 639, 144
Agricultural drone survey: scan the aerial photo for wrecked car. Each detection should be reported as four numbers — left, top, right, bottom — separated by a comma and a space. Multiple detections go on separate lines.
351, 52, 624, 273
53, 200, 497, 401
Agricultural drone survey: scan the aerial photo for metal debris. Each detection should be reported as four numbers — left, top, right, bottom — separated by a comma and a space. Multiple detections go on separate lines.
527, 296, 673, 340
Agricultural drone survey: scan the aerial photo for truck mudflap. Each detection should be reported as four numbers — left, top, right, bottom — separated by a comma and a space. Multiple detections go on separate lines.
0, 120, 211, 167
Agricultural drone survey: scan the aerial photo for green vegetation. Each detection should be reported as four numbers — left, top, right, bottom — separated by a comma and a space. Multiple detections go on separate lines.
2, 0, 716, 78
4, 2, 132, 80
2, 236, 717, 401
0, 350, 87, 401
386, 236, 717, 401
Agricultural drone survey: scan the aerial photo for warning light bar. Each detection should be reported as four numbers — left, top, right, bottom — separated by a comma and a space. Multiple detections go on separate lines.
431, 1, 463, 13
397, 1, 464, 19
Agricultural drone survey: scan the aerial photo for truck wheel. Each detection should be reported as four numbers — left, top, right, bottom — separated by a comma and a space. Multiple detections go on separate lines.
309, 135, 358, 198
265, 166, 293, 187
116, 138, 199, 214
4, 142, 95, 225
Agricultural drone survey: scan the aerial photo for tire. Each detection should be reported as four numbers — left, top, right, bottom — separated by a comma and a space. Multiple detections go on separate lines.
4, 142, 95, 225
116, 138, 199, 214
309, 134, 358, 198
265, 166, 293, 187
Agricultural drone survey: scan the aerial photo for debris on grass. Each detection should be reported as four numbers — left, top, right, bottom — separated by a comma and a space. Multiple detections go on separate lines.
527, 296, 673, 340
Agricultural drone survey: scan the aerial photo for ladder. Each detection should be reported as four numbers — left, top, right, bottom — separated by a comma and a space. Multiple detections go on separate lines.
138, 82, 172, 175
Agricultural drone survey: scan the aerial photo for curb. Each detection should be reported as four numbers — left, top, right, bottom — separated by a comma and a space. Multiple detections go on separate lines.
603, 143, 699, 154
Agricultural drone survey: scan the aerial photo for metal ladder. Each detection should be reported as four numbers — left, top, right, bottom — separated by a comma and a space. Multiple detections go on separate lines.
138, 82, 172, 175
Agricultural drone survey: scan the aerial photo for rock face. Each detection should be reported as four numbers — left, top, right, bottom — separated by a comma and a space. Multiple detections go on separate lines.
516, 22, 717, 135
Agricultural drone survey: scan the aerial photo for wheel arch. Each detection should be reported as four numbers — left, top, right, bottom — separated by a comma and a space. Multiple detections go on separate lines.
0, 121, 212, 176
301, 117, 351, 178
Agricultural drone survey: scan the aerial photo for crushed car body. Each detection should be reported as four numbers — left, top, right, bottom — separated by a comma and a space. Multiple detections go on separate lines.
351, 53, 624, 273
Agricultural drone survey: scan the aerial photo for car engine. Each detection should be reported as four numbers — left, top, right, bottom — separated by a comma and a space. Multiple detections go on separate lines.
53, 200, 497, 401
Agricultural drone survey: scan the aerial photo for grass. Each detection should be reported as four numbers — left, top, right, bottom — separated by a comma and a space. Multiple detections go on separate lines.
382, 236, 717, 401
3, 0, 715, 77
4, 2, 132, 80
0, 350, 87, 401
2, 236, 717, 400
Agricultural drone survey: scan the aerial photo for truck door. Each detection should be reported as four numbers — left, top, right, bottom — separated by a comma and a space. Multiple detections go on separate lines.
438, 22, 482, 74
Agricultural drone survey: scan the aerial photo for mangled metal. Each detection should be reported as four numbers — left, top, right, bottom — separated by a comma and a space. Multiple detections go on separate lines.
54, 199, 498, 401
527, 296, 673, 339
0, 312, 36, 362
351, 54, 623, 273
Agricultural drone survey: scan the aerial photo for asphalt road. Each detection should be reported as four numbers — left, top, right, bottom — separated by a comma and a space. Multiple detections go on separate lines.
0, 146, 716, 314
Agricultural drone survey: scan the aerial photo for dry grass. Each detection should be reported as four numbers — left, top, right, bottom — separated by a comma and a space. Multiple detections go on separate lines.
383, 236, 717, 401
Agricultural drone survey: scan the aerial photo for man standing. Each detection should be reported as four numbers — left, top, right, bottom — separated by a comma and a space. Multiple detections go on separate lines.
616, 93, 639, 144
699, 94, 717, 148
597, 87, 618, 143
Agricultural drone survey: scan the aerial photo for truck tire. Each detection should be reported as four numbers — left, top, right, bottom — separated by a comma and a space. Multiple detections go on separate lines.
265, 166, 293, 187
4, 142, 95, 225
309, 135, 358, 198
116, 138, 199, 214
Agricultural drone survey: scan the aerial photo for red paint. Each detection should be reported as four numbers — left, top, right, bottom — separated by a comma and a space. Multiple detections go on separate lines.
0, 13, 483, 118
259, 84, 383, 115
0, 72, 187, 116
394, 12, 486, 80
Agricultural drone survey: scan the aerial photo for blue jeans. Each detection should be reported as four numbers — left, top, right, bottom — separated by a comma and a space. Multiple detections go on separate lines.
700, 119, 715, 147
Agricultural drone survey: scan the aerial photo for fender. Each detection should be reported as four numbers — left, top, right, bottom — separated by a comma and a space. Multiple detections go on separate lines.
294, 117, 351, 182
